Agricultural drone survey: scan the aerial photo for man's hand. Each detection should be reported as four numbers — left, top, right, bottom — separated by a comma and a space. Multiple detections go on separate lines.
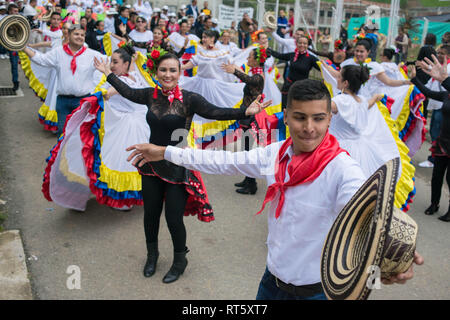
417, 54, 448, 83
126, 143, 166, 167
381, 251, 424, 285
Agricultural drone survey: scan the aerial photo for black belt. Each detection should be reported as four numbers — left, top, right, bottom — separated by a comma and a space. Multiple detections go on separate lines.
272, 273, 323, 297
58, 94, 90, 99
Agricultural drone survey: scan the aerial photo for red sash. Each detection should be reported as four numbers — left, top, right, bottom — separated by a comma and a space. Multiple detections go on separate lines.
256, 132, 347, 219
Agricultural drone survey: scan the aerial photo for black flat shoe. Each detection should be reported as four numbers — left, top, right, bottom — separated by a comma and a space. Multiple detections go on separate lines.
236, 184, 257, 195
438, 212, 450, 222
234, 178, 248, 188
424, 203, 439, 215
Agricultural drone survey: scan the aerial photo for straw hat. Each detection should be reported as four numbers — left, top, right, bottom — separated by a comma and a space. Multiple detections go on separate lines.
321, 158, 418, 300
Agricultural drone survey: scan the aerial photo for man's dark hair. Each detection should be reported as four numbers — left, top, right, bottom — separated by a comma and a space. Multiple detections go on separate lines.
424, 33, 436, 46
50, 12, 61, 18
287, 79, 331, 112
7, 3, 19, 13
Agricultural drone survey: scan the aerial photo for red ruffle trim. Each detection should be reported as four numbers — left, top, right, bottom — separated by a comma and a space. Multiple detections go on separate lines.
78, 96, 144, 208
138, 164, 214, 223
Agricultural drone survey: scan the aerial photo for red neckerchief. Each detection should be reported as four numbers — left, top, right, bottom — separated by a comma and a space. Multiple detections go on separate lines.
294, 48, 309, 62
149, 40, 162, 49
44, 26, 61, 41
207, 44, 214, 50
153, 85, 184, 105
256, 132, 347, 219
62, 43, 87, 74
162, 85, 183, 105
250, 67, 264, 75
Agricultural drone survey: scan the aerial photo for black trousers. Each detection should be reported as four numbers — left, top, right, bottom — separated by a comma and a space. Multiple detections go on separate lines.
141, 175, 188, 253
431, 156, 450, 205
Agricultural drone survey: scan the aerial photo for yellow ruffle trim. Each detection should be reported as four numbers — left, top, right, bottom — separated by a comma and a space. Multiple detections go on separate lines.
97, 163, 142, 192
103, 32, 113, 56
19, 51, 48, 100
38, 103, 58, 123
377, 101, 416, 209
93, 91, 142, 192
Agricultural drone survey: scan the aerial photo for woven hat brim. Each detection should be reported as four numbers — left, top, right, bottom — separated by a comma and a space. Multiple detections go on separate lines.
0, 15, 31, 51
321, 158, 399, 300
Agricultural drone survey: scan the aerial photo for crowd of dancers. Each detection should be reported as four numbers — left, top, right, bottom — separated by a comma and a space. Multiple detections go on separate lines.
2, 0, 449, 299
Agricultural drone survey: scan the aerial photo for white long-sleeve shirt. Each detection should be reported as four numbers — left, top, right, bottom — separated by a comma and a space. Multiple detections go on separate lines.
30, 46, 106, 96
272, 31, 296, 52
164, 141, 366, 286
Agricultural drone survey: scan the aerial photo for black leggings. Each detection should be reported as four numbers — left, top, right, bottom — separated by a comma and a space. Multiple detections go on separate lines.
431, 156, 450, 205
141, 175, 188, 253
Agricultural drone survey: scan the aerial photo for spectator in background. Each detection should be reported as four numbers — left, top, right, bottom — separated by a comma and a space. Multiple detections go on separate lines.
115, 6, 131, 37
211, 18, 220, 34
201, 1, 210, 16
93, 0, 104, 14
128, 11, 138, 30
395, 27, 409, 64
276, 9, 288, 39
104, 7, 118, 34
6, 2, 20, 91
80, 16, 88, 31
167, 12, 180, 34
340, 25, 348, 46
141, 1, 153, 22
85, 7, 96, 32
55, 3, 63, 14
287, 8, 294, 38
178, 5, 186, 20
161, 5, 169, 20
150, 8, 161, 31
319, 28, 332, 51
229, 20, 238, 43
133, 0, 146, 16
364, 23, 379, 60
186, 0, 199, 21
238, 13, 256, 49
187, 15, 196, 34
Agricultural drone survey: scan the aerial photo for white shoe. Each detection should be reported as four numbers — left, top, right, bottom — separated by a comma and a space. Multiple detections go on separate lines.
418, 160, 434, 168
0, 54, 6, 59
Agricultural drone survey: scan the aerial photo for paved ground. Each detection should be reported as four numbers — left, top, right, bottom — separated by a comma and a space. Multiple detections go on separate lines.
0, 58, 449, 300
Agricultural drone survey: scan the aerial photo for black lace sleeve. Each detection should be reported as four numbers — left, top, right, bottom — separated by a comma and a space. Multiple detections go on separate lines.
267, 48, 293, 61
185, 91, 248, 120
411, 77, 446, 102
233, 69, 264, 87
106, 73, 152, 105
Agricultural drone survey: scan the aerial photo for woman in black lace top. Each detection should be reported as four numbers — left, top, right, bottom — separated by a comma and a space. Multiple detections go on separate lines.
267, 35, 320, 109
222, 47, 266, 195
94, 53, 270, 283
411, 60, 450, 222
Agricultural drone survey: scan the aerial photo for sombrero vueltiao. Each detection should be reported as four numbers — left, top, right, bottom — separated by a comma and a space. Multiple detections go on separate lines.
321, 158, 418, 300
0, 14, 30, 51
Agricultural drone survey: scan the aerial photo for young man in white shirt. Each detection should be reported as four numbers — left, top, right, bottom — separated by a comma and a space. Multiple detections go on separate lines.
125, 79, 423, 299
23, 24, 107, 136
